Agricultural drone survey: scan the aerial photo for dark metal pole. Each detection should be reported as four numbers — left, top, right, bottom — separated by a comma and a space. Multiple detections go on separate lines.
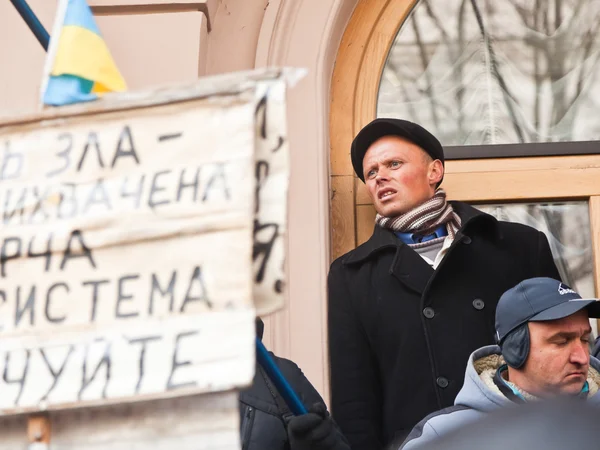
256, 337, 308, 415
10, 0, 50, 51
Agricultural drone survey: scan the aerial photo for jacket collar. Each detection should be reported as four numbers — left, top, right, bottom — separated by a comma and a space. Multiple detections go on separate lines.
458, 346, 600, 409
455, 345, 514, 412
343, 224, 399, 265
344, 201, 502, 266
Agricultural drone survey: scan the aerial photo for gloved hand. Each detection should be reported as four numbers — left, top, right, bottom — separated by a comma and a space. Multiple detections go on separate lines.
288, 403, 350, 450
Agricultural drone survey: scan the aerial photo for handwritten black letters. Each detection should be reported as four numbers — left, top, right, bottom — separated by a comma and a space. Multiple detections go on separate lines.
0, 99, 258, 412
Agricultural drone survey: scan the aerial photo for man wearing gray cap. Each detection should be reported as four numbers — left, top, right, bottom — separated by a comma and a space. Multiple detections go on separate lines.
327, 119, 561, 450
399, 277, 600, 449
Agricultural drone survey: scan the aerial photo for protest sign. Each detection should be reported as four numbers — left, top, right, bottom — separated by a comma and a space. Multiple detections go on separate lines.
0, 69, 296, 423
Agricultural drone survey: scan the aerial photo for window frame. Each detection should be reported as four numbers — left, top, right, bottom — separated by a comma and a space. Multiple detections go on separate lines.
445, 141, 600, 160
329, 0, 600, 302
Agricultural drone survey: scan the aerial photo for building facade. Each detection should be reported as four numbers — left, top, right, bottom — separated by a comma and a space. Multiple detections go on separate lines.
1, 0, 600, 445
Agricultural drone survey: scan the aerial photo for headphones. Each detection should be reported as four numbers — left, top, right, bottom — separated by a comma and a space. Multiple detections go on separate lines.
498, 323, 530, 369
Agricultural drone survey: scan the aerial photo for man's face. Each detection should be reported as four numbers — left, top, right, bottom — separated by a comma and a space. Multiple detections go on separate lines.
519, 310, 592, 397
362, 136, 443, 217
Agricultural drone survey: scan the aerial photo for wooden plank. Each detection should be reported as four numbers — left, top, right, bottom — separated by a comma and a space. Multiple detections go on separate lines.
330, 175, 356, 261
0, 95, 256, 414
0, 71, 296, 417
0, 312, 254, 414
355, 176, 371, 205
48, 390, 240, 449
27, 414, 50, 444
356, 205, 377, 246
445, 154, 600, 174
589, 197, 600, 334
329, 0, 393, 176
356, 155, 600, 205
444, 169, 600, 202
590, 197, 600, 297
329, 0, 418, 272
252, 79, 291, 315
355, 167, 600, 204
354, 0, 417, 134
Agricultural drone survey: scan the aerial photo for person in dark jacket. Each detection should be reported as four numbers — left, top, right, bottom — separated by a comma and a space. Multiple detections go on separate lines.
420, 398, 600, 450
239, 318, 349, 450
328, 118, 561, 450
401, 277, 600, 449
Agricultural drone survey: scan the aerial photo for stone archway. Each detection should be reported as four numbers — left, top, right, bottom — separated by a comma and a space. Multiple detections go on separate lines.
254, 0, 359, 399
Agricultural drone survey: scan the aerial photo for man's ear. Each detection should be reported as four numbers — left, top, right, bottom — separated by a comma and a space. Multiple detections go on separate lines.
429, 159, 444, 187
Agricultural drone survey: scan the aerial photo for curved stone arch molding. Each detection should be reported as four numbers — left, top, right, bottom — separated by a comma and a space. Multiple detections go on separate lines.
330, 0, 418, 176
329, 0, 418, 260
255, 0, 359, 400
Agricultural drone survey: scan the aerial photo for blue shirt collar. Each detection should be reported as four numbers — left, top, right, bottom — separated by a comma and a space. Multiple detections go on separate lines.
395, 225, 448, 245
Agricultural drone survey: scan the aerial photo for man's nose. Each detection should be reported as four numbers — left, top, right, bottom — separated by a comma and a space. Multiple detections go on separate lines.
570, 340, 589, 365
376, 168, 389, 182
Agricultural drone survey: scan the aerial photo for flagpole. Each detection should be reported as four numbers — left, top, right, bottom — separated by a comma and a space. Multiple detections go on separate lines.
39, 0, 69, 109
9, 0, 50, 50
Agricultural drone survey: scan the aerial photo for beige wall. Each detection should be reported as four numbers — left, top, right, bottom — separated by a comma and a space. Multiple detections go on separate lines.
0, 0, 211, 113
0, 0, 56, 115
255, 0, 359, 401
0, 0, 358, 407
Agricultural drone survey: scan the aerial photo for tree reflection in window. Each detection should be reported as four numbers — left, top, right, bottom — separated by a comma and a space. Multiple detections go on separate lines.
478, 202, 594, 304
379, 0, 600, 147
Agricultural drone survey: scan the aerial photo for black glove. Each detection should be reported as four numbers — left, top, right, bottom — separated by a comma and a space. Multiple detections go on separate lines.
288, 403, 350, 450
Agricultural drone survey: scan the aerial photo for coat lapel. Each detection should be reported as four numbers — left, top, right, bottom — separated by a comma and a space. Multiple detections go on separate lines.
343, 202, 502, 296
344, 225, 434, 295
389, 244, 434, 295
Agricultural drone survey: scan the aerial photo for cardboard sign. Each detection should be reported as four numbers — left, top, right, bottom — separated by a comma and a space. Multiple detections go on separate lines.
0, 69, 294, 416
252, 79, 290, 315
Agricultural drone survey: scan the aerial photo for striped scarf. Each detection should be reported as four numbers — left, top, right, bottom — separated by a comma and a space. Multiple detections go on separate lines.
375, 189, 462, 248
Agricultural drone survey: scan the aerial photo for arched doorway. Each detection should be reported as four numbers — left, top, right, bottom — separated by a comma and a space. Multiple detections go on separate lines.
330, 0, 600, 309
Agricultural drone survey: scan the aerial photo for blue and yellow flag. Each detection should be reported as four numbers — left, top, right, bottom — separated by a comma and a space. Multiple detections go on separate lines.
43, 0, 126, 106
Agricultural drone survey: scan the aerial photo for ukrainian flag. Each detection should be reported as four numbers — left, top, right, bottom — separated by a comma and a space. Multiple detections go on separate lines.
43, 0, 126, 106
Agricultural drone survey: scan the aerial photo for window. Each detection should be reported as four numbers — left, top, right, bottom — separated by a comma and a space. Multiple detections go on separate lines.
379, 0, 600, 158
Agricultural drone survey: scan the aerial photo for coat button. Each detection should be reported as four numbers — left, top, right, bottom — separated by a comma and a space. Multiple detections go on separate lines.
423, 307, 435, 319
472, 299, 485, 310
462, 236, 472, 245
436, 377, 449, 388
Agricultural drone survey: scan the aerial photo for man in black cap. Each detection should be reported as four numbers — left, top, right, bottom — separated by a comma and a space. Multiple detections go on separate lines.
327, 119, 561, 450
400, 277, 600, 449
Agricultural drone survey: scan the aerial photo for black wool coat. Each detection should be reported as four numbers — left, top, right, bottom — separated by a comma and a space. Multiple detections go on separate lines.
239, 355, 325, 450
328, 202, 560, 450
240, 319, 348, 450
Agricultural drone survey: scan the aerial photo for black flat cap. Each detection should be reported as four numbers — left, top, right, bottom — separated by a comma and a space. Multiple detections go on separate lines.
351, 118, 445, 182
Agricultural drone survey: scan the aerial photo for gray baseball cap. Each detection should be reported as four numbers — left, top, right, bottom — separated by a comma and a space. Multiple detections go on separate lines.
495, 277, 600, 343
